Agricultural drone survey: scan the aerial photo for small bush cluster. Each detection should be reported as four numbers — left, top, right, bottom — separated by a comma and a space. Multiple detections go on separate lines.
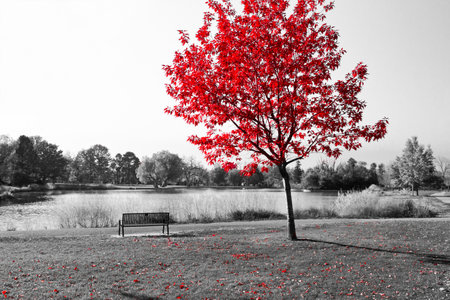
184, 214, 216, 223
294, 207, 337, 219
229, 209, 285, 221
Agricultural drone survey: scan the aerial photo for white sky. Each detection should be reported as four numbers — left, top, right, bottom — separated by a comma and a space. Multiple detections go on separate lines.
1, 0, 449, 169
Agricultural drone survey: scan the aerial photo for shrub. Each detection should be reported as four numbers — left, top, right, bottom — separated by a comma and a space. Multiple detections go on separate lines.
294, 207, 337, 219
185, 214, 215, 223
229, 209, 285, 221
6, 223, 16, 231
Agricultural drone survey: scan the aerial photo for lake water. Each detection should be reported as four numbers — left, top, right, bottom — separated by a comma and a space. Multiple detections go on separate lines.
0, 188, 337, 231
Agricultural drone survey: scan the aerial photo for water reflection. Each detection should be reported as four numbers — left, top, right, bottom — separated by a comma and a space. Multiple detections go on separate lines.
0, 192, 52, 207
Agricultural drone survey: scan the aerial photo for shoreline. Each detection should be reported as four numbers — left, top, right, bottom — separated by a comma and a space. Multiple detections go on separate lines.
1, 217, 449, 238
1, 188, 449, 232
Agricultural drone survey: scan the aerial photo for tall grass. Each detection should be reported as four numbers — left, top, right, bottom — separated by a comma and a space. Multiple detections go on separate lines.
166, 190, 283, 223
332, 190, 437, 218
53, 190, 285, 228
56, 201, 117, 228
51, 189, 438, 229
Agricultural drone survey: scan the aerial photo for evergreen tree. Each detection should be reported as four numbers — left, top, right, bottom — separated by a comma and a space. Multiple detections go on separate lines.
292, 161, 303, 184
376, 163, 386, 186
0, 135, 15, 184
391, 137, 436, 195
368, 163, 379, 186
8, 135, 39, 186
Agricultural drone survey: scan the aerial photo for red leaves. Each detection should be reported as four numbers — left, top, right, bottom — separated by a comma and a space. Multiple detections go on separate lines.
165, 0, 388, 176
1, 291, 6, 298
178, 30, 190, 46
222, 162, 237, 172
232, 253, 256, 260
240, 163, 259, 176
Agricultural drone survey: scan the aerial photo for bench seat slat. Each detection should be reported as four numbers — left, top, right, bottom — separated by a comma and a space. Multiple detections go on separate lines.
121, 223, 167, 227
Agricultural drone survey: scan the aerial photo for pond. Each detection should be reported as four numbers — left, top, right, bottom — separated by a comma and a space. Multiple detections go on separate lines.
0, 188, 337, 231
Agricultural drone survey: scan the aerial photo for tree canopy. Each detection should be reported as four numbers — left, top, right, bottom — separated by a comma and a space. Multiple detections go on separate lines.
71, 145, 112, 184
164, 0, 388, 239
164, 0, 388, 175
111, 152, 140, 184
136, 151, 184, 188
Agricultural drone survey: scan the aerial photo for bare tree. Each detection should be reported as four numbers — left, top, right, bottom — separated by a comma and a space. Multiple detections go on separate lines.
435, 156, 450, 187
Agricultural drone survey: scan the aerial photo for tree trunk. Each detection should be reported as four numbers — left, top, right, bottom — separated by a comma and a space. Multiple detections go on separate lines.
278, 164, 297, 240
411, 183, 419, 196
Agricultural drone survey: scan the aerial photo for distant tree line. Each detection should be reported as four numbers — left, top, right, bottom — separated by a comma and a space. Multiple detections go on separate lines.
0, 134, 295, 188
300, 137, 447, 194
0, 135, 447, 193
0, 135, 142, 186
0, 135, 68, 186
300, 158, 381, 190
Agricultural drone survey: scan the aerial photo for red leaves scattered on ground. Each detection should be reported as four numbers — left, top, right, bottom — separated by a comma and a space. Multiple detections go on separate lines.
231, 253, 259, 260
1, 220, 448, 298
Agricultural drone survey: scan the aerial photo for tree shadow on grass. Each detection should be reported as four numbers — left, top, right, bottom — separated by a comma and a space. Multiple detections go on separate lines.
118, 291, 156, 300
296, 238, 450, 266
142, 232, 197, 238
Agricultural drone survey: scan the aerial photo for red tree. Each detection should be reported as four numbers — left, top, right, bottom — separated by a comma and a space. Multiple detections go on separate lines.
164, 0, 388, 240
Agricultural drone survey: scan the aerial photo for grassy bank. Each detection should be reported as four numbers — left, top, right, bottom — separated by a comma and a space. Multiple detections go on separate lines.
0, 219, 448, 299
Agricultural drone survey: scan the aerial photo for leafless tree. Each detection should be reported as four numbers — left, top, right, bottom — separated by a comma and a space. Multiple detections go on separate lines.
435, 156, 450, 187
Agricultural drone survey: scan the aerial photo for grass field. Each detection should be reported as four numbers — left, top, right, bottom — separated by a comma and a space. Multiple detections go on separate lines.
0, 218, 449, 299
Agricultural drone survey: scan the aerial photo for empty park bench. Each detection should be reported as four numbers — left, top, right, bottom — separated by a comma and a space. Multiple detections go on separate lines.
118, 212, 170, 237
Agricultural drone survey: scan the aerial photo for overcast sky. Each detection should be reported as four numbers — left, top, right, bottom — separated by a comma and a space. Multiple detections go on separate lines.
1, 0, 449, 169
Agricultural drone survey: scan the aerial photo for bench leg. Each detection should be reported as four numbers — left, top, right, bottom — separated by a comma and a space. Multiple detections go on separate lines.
162, 225, 165, 234
122, 224, 125, 237
167, 224, 169, 236
118, 220, 121, 236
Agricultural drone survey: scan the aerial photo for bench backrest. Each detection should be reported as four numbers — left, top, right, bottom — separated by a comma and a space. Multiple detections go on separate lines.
122, 212, 169, 225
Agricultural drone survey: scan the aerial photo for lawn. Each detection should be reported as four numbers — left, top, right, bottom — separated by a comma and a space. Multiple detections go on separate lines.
0, 219, 449, 299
